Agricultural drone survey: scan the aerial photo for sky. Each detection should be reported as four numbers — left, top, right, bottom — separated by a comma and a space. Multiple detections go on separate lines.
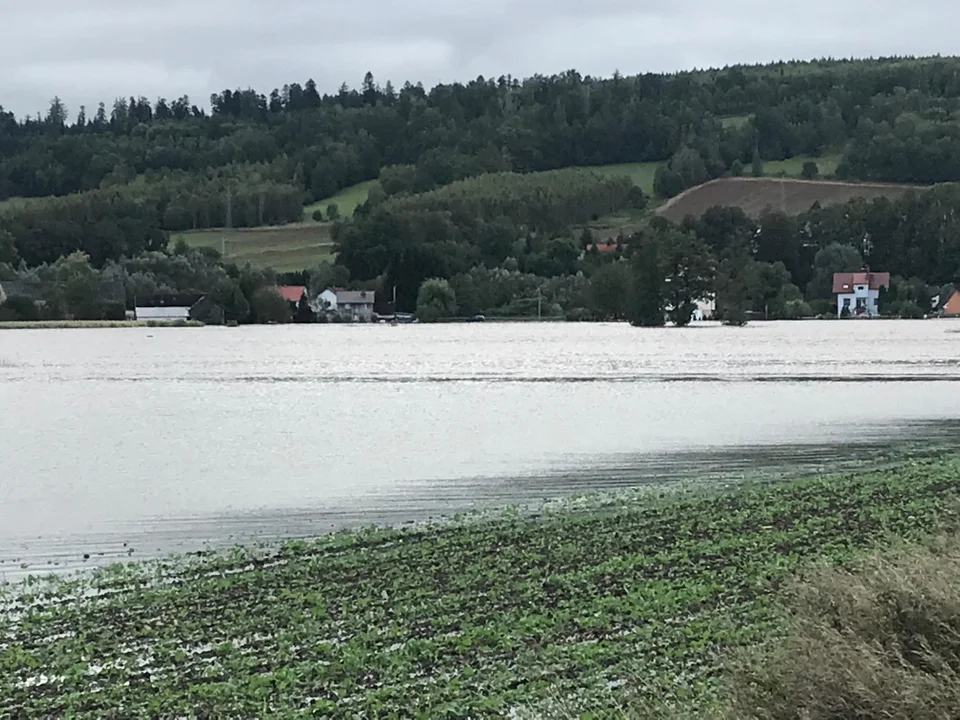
1, 0, 956, 119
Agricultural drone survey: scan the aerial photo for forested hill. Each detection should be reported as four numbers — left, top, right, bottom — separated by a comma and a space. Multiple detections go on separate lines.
3, 55, 960, 323
4, 56, 960, 212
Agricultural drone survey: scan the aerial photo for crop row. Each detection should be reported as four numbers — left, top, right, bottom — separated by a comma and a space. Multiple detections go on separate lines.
2, 455, 959, 717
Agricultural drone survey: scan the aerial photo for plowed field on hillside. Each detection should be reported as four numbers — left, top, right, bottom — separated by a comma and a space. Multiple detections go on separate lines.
657, 177, 924, 222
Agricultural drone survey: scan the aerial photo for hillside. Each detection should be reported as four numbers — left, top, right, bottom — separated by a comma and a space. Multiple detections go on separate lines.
303, 180, 377, 220
657, 177, 923, 222
173, 224, 334, 272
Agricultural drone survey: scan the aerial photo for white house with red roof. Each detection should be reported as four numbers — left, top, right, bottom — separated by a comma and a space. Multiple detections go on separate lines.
833, 271, 890, 318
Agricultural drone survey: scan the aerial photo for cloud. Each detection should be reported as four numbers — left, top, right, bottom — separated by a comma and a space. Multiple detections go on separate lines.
1, 0, 957, 118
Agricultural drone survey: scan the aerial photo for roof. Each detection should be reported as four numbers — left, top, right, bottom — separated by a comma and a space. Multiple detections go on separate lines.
944, 289, 960, 315
276, 285, 307, 303
135, 306, 191, 319
333, 289, 375, 304
586, 243, 622, 254
832, 271, 891, 294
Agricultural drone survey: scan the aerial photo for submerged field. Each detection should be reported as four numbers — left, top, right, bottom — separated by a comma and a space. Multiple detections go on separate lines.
2, 451, 958, 717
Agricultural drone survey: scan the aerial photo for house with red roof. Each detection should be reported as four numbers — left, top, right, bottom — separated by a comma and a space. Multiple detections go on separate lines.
833, 271, 890, 318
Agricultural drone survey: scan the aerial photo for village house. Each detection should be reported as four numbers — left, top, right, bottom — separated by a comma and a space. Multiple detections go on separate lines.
833, 271, 890, 318
314, 288, 376, 322
944, 289, 960, 317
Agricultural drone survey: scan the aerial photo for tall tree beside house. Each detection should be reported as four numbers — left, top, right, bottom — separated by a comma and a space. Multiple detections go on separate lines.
250, 287, 291, 323
588, 261, 632, 320
662, 230, 716, 327
629, 234, 665, 327
751, 147, 764, 178
415, 278, 457, 322
296, 294, 315, 323
716, 252, 751, 326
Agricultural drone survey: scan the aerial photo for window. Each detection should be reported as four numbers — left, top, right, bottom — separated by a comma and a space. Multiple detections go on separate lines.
843, 298, 851, 308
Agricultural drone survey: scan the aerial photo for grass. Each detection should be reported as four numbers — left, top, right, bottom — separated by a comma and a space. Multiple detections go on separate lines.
761, 153, 841, 178
174, 224, 335, 272
584, 162, 660, 195
303, 179, 378, 220
0, 196, 40, 215
2, 451, 959, 717
704, 535, 960, 720
720, 115, 751, 129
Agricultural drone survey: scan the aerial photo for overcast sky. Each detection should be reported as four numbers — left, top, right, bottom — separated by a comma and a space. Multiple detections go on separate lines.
1, 0, 955, 119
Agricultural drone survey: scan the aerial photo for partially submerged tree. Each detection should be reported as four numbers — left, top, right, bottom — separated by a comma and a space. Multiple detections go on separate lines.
629, 234, 665, 327
415, 278, 457, 322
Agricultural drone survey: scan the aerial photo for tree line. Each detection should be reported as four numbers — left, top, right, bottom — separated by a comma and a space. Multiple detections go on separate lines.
334, 169, 643, 309
389, 181, 960, 322
5, 57, 960, 236
3, 180, 956, 324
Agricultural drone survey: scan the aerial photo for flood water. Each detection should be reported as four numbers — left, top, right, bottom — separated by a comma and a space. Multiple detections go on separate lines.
1, 320, 958, 578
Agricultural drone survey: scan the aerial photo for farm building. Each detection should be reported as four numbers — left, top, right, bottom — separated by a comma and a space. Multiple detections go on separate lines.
314, 288, 376, 322
135, 293, 206, 322
944, 289, 960, 317
833, 271, 890, 318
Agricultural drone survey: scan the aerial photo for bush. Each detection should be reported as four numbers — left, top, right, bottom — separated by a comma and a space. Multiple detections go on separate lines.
900, 300, 924, 319
0, 295, 40, 321
781, 299, 813, 319
717, 537, 960, 720
251, 287, 292, 323
415, 278, 457, 322
801, 161, 820, 179
101, 301, 127, 321
311, 209, 324, 222
809, 298, 835, 316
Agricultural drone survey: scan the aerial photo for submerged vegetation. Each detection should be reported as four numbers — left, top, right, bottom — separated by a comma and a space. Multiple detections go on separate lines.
2, 453, 959, 717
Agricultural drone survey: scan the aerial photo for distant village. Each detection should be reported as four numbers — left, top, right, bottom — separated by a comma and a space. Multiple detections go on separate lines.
128, 272, 960, 325
130, 286, 388, 324
2, 272, 958, 325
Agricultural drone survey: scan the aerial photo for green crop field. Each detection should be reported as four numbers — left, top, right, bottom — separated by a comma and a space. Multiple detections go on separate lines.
3, 451, 957, 718
304, 180, 378, 220
174, 224, 334, 272
0, 197, 39, 214
761, 153, 841, 177
584, 162, 660, 195
720, 115, 752, 129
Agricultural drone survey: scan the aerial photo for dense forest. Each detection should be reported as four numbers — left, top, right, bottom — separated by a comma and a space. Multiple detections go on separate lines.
2, 56, 960, 321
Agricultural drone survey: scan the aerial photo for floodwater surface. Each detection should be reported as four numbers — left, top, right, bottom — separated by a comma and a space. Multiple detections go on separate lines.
1, 320, 958, 577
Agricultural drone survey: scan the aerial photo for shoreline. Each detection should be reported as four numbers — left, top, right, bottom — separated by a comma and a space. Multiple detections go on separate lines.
0, 319, 205, 329
2, 449, 959, 715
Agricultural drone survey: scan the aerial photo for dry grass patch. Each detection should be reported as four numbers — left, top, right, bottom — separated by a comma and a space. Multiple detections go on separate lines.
717, 535, 960, 720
